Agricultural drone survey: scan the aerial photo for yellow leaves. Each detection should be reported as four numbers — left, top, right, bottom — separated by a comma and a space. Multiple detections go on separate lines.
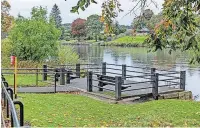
164, 0, 173, 7
154, 19, 174, 35
100, 16, 105, 22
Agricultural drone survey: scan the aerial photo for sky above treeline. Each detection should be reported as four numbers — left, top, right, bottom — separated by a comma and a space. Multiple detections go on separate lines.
9, 0, 164, 25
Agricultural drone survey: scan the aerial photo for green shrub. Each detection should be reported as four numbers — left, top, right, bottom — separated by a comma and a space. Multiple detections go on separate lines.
58, 45, 79, 65
1, 38, 13, 68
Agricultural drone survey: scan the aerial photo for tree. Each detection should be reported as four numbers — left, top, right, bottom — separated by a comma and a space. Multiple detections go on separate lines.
132, 12, 163, 31
1, 0, 13, 38
50, 4, 63, 39
31, 6, 47, 21
85, 14, 103, 41
71, 18, 86, 41
146, 13, 163, 30
113, 21, 127, 35
71, 0, 200, 63
50, 4, 62, 28
9, 6, 61, 61
132, 9, 154, 31
146, 0, 200, 63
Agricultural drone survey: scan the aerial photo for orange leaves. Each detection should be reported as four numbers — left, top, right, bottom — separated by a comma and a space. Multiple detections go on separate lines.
164, 0, 174, 7
1, 0, 13, 32
154, 19, 175, 34
100, 16, 105, 23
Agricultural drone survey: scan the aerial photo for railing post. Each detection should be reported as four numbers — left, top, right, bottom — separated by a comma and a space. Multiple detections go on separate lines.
151, 68, 156, 83
122, 64, 126, 83
87, 71, 93, 92
3, 81, 8, 107
6, 99, 9, 118
66, 71, 71, 84
152, 73, 159, 100
76, 64, 80, 78
180, 71, 186, 90
98, 76, 103, 91
14, 101, 24, 126
2, 76, 6, 81
54, 73, 57, 93
43, 65, 47, 81
6, 88, 13, 118
36, 68, 38, 86
102, 62, 106, 75
60, 67, 65, 85
3, 81, 9, 87
115, 76, 122, 100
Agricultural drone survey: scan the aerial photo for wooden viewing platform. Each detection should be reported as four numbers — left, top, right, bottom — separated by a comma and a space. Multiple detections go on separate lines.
2, 62, 186, 100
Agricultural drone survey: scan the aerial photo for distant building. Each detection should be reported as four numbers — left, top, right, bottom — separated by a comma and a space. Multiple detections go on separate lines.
137, 27, 150, 33
136, 27, 151, 35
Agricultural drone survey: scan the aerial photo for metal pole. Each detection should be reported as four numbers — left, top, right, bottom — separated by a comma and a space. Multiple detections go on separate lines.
102, 62, 106, 75
76, 64, 80, 78
6, 99, 9, 118
14, 57, 17, 99
14, 101, 24, 126
180, 71, 186, 90
152, 73, 159, 100
87, 71, 93, 92
115, 76, 122, 100
6, 88, 14, 118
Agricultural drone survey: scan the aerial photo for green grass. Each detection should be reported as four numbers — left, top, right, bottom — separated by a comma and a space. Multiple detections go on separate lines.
19, 93, 200, 127
104, 36, 147, 47
4, 75, 49, 87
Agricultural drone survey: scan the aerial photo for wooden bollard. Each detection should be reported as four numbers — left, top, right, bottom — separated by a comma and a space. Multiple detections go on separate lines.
87, 71, 93, 92
102, 62, 106, 75
60, 68, 65, 85
115, 76, 122, 100
43, 65, 47, 81
152, 73, 159, 100
122, 64, 126, 84
180, 71, 186, 91
76, 64, 80, 78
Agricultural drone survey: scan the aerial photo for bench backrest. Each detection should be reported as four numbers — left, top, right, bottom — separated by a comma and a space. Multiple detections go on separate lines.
97, 74, 115, 82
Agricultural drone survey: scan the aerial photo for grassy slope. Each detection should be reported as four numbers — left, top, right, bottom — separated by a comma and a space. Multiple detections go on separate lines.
4, 75, 49, 87
104, 36, 147, 46
19, 93, 200, 127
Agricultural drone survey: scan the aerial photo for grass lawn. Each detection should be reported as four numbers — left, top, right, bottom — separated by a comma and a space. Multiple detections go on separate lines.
104, 36, 147, 47
4, 74, 50, 87
19, 93, 200, 127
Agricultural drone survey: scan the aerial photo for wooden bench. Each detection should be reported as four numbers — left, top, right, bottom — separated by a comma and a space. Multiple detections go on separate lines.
66, 70, 79, 80
96, 74, 131, 91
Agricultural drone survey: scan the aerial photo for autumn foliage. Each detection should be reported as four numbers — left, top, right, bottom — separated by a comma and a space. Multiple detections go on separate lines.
1, 0, 13, 33
71, 18, 86, 39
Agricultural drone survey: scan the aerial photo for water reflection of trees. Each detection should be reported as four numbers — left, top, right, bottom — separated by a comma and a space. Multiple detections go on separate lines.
74, 45, 104, 64
107, 47, 179, 69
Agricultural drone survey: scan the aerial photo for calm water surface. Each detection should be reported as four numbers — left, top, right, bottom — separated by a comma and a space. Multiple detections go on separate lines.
73, 45, 200, 100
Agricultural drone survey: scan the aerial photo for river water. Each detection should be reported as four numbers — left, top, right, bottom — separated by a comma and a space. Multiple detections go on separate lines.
73, 45, 200, 100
